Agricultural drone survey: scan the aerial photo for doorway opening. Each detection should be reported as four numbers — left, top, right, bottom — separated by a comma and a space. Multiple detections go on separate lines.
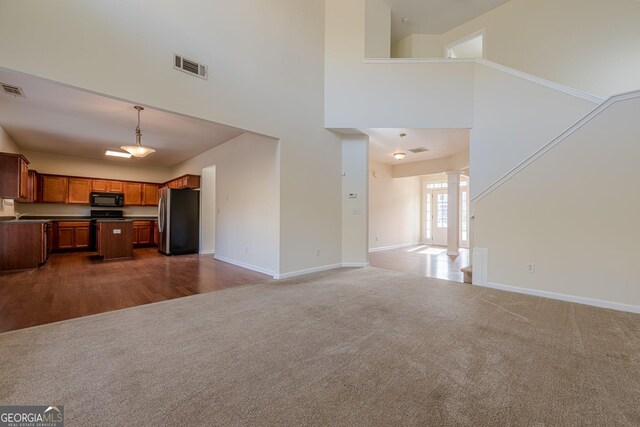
422, 175, 469, 249
445, 31, 484, 59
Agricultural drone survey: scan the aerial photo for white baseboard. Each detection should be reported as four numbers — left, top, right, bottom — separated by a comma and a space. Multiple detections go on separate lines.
480, 282, 640, 314
199, 250, 215, 255
213, 255, 275, 277
274, 263, 344, 280
342, 262, 369, 268
369, 242, 420, 253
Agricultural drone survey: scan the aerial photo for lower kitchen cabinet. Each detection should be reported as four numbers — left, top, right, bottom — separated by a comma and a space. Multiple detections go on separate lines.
0, 222, 49, 271
53, 221, 91, 250
132, 221, 154, 246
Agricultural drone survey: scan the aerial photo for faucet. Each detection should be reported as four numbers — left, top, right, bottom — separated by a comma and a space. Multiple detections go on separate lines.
14, 213, 27, 220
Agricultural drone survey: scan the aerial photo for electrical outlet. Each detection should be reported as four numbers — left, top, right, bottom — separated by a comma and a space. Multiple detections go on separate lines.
316, 248, 320, 256
527, 263, 535, 273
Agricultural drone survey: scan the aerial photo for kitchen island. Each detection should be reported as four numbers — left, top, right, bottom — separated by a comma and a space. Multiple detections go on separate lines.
96, 219, 133, 260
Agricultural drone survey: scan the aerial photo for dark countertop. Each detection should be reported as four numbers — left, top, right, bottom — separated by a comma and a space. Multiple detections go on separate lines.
95, 219, 133, 223
0, 216, 158, 222
0, 219, 52, 224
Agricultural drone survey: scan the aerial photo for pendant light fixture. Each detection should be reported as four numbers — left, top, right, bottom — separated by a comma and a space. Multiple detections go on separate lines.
121, 106, 156, 158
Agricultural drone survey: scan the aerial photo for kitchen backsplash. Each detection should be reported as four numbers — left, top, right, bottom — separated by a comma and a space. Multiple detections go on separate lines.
14, 202, 157, 217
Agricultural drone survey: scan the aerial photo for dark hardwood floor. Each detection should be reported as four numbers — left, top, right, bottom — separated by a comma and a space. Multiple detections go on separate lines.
0, 248, 271, 333
369, 245, 470, 282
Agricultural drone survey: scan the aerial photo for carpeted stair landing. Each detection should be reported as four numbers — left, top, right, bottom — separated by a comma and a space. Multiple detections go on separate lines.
1, 267, 639, 426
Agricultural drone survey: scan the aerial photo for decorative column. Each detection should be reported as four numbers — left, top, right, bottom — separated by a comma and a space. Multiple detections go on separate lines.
446, 171, 461, 256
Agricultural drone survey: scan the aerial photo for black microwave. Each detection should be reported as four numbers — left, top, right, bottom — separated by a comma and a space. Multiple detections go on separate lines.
90, 192, 125, 207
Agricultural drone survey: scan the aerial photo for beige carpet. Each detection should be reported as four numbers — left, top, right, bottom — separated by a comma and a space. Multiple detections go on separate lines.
1, 267, 639, 426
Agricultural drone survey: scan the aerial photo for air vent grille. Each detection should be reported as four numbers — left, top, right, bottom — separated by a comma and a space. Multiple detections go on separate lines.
1, 83, 25, 97
408, 147, 429, 153
174, 54, 208, 80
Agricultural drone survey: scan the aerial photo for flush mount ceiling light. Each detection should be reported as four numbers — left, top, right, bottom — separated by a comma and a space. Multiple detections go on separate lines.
121, 106, 156, 158
105, 150, 132, 159
393, 152, 406, 160
400, 132, 407, 138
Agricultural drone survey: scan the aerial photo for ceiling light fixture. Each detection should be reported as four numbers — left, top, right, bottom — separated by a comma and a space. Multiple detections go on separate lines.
393, 152, 406, 160
105, 150, 133, 159
400, 132, 407, 138
121, 106, 156, 158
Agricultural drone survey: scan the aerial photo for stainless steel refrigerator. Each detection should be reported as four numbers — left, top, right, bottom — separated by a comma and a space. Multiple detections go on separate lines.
158, 188, 200, 255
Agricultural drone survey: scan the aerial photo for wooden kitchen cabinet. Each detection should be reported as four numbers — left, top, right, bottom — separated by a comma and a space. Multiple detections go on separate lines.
68, 178, 92, 204
0, 222, 48, 271
142, 183, 159, 206
20, 170, 40, 203
132, 220, 154, 246
53, 221, 91, 250
163, 174, 201, 190
0, 152, 30, 201
124, 182, 143, 206
92, 179, 109, 192
108, 180, 124, 193
153, 220, 159, 245
40, 175, 68, 204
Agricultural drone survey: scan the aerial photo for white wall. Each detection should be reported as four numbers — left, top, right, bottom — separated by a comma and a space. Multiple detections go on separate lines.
0, 126, 20, 154
171, 133, 279, 276
325, 0, 474, 130
200, 166, 216, 255
342, 137, 369, 265
411, 0, 640, 97
0, 0, 342, 276
391, 35, 412, 59
392, 34, 443, 58
471, 62, 598, 198
0, 126, 20, 217
369, 160, 421, 250
392, 149, 469, 179
474, 95, 640, 309
364, 0, 390, 58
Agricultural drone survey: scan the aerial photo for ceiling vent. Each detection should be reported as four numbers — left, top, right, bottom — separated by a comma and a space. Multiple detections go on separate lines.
1, 83, 25, 97
174, 54, 208, 80
408, 147, 429, 153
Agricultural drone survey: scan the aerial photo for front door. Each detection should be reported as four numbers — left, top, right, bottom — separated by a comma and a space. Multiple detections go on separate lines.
432, 189, 448, 246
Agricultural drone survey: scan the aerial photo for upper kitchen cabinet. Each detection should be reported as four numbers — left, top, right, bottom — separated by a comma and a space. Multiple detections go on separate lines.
108, 180, 124, 193
163, 174, 201, 190
68, 178, 92, 204
92, 179, 109, 192
0, 152, 30, 201
142, 183, 159, 206
124, 182, 143, 205
40, 175, 68, 204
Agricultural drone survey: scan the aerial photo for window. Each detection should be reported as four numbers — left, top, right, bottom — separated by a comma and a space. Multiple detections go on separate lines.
426, 182, 448, 189
437, 193, 448, 228
425, 195, 432, 239
461, 191, 468, 242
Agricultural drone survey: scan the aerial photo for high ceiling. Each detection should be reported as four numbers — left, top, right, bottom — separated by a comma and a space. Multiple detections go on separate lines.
383, 0, 511, 43
365, 128, 469, 165
0, 69, 245, 167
